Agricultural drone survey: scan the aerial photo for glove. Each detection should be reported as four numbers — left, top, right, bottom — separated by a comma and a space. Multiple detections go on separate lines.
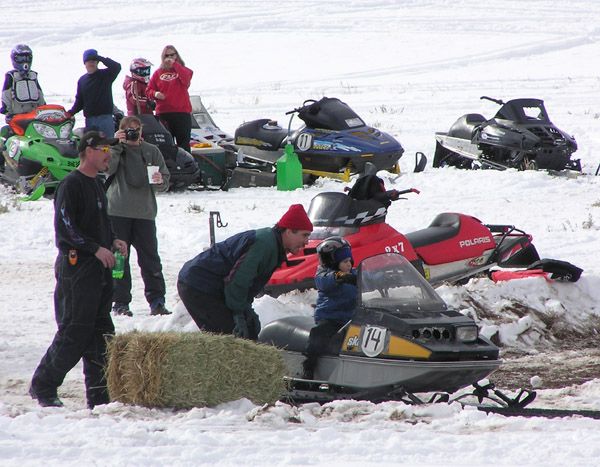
245, 307, 261, 339
95, 55, 104, 62
335, 271, 357, 285
387, 189, 400, 201
232, 314, 250, 339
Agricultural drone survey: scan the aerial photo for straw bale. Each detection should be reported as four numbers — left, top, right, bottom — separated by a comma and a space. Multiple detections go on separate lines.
106, 331, 287, 408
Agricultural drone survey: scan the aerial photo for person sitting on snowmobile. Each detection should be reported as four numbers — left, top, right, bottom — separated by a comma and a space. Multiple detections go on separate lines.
124, 58, 156, 116
303, 236, 358, 380
346, 162, 400, 207
1, 44, 45, 122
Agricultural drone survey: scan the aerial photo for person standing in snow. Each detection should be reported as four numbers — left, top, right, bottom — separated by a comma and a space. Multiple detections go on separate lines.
1, 44, 45, 122
123, 58, 155, 116
106, 116, 171, 317
302, 236, 357, 379
177, 204, 313, 340
68, 49, 121, 138
146, 45, 193, 153
30, 131, 127, 409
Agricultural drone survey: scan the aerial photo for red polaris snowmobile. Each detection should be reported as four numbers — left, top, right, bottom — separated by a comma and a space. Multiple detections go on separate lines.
264, 182, 541, 297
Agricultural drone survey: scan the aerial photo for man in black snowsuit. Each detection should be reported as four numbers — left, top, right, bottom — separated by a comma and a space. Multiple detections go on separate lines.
29, 131, 127, 409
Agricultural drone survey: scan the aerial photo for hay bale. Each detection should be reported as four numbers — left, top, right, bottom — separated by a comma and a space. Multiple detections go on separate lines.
106, 331, 287, 409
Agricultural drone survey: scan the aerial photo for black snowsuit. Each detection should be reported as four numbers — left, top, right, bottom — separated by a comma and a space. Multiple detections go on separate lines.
31, 170, 116, 408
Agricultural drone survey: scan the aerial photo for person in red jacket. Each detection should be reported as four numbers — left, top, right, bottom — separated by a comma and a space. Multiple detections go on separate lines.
146, 45, 193, 153
123, 58, 155, 116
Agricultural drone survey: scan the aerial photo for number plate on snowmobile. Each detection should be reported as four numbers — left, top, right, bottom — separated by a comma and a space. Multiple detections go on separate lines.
361, 325, 388, 357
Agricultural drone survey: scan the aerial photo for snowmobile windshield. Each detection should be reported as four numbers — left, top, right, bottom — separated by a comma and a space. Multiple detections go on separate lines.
310, 225, 358, 240
359, 253, 447, 313
494, 99, 550, 124
308, 192, 387, 228
297, 97, 365, 131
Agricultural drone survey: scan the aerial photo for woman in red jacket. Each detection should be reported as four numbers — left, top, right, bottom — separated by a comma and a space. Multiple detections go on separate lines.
146, 45, 193, 153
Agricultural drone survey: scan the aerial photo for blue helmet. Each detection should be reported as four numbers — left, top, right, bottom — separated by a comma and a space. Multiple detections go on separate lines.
11, 44, 33, 75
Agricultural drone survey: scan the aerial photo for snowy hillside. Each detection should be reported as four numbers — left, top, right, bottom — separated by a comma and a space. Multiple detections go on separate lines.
1, 1, 600, 465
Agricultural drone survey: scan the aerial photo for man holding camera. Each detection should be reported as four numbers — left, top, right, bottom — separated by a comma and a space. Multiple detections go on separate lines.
106, 116, 171, 316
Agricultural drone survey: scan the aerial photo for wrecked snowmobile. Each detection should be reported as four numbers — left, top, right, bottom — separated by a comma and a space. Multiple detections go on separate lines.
433, 96, 580, 172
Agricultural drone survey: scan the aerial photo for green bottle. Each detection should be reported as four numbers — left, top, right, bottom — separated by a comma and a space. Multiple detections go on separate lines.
276, 143, 303, 191
112, 252, 125, 279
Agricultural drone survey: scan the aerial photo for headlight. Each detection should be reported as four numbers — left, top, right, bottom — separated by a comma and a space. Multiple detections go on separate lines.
59, 122, 73, 139
33, 122, 58, 139
456, 325, 478, 343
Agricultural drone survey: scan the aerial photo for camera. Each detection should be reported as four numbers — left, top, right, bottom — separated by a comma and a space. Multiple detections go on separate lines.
125, 128, 140, 141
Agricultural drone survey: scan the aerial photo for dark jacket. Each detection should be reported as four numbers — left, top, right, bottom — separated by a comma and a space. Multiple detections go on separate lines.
314, 266, 357, 323
178, 227, 286, 315
69, 57, 121, 117
54, 170, 115, 255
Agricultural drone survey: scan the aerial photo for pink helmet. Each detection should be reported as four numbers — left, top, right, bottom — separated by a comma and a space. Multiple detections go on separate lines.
130, 58, 152, 83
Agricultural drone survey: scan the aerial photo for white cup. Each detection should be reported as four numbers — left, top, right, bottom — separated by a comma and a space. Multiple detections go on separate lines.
147, 165, 160, 184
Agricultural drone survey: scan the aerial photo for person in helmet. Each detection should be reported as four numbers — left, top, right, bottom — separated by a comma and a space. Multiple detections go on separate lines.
303, 236, 358, 379
124, 58, 155, 116
1, 44, 45, 122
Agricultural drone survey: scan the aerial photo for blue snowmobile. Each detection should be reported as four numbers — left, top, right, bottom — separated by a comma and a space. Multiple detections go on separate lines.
233, 97, 412, 178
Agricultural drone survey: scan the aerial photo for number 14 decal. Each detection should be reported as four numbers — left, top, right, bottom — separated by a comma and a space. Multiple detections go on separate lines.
360, 325, 388, 357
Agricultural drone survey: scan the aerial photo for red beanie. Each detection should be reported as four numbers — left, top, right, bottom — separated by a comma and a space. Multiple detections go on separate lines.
276, 204, 313, 231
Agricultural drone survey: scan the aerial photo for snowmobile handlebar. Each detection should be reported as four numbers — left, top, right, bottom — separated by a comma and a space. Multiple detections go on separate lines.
398, 188, 420, 195
285, 99, 319, 115
480, 96, 505, 106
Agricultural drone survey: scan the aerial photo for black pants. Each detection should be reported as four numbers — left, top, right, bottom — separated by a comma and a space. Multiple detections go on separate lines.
177, 280, 234, 331
31, 254, 115, 407
303, 319, 346, 376
158, 112, 192, 154
110, 216, 165, 307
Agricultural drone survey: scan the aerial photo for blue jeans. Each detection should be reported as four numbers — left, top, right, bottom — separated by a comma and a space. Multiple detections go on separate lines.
85, 114, 115, 138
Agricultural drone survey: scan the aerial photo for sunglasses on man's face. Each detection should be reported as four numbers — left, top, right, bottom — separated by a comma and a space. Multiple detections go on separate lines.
92, 146, 111, 153
165, 53, 177, 58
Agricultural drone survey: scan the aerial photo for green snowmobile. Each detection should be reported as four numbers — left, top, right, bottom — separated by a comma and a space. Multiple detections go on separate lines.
0, 104, 79, 200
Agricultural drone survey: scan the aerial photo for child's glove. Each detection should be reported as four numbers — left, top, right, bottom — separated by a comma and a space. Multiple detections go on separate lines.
335, 271, 357, 285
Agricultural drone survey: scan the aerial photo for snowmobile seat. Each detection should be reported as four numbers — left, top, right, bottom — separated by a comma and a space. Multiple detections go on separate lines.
405, 213, 461, 248
448, 113, 486, 140
258, 315, 314, 352
235, 118, 287, 151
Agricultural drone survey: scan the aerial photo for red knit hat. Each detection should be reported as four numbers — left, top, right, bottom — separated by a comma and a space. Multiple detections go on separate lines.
276, 204, 313, 231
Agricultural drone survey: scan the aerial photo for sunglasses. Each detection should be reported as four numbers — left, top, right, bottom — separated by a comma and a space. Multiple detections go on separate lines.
92, 146, 111, 153
165, 53, 177, 58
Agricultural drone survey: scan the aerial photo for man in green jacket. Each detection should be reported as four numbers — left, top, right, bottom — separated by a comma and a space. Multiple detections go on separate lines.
106, 115, 171, 317
177, 204, 313, 339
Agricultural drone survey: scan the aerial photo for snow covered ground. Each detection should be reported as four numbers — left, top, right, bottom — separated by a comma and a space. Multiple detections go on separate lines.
2, 0, 600, 465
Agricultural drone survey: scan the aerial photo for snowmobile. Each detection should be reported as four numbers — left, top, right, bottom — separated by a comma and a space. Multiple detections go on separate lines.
433, 96, 580, 172
233, 97, 405, 179
0, 105, 78, 200
259, 252, 501, 401
264, 187, 540, 297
